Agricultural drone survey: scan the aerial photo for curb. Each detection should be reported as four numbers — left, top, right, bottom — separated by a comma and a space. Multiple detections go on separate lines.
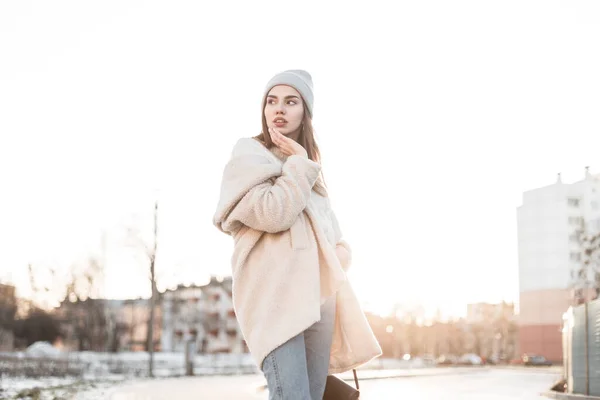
493, 365, 562, 374
542, 392, 600, 400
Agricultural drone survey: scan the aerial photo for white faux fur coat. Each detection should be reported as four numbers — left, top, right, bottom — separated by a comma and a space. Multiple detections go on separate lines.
213, 137, 381, 373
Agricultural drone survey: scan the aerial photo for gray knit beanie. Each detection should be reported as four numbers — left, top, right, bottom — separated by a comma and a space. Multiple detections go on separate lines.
263, 69, 314, 117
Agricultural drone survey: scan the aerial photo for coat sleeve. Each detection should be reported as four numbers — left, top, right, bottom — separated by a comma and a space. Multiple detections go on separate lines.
218, 153, 322, 234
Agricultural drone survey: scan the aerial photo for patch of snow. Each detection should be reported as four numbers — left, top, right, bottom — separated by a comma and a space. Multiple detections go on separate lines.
0, 376, 77, 398
24, 341, 64, 358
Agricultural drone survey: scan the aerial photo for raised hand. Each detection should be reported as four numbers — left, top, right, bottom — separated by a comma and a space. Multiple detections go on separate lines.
269, 127, 308, 159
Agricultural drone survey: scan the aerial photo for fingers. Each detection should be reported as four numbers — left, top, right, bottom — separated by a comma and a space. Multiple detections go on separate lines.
269, 127, 292, 155
269, 127, 307, 158
268, 127, 281, 147
270, 127, 287, 143
274, 127, 289, 138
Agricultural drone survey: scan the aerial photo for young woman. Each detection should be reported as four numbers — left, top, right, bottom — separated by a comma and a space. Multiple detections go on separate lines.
214, 70, 381, 399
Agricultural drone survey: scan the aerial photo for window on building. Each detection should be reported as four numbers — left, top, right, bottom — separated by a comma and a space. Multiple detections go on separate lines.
592, 201, 599, 210
568, 198, 581, 207
570, 252, 582, 262
569, 233, 580, 243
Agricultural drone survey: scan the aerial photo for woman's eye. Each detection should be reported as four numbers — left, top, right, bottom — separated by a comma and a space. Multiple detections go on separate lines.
287, 100, 296, 105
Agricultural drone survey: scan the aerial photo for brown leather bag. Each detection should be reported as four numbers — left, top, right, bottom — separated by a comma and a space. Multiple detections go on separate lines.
322, 369, 360, 399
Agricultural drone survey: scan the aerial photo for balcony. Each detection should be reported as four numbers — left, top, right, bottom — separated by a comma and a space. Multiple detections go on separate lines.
226, 318, 239, 333
204, 314, 220, 332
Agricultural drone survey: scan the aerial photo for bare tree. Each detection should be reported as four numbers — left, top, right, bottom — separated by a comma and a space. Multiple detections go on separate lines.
61, 256, 107, 351
126, 199, 160, 377
148, 200, 158, 377
63, 256, 104, 301
27, 263, 47, 309
0, 283, 17, 350
26, 264, 65, 310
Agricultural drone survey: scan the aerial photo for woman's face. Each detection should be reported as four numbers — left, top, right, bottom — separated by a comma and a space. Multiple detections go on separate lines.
264, 85, 304, 135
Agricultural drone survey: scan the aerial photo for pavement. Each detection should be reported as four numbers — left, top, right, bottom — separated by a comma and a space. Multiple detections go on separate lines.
107, 366, 563, 399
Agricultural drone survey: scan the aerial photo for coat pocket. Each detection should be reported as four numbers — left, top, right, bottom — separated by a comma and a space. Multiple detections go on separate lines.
289, 211, 309, 250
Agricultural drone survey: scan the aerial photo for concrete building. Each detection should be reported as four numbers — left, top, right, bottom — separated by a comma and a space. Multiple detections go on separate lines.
56, 297, 160, 352
161, 276, 244, 354
55, 276, 245, 354
115, 298, 161, 352
517, 168, 600, 362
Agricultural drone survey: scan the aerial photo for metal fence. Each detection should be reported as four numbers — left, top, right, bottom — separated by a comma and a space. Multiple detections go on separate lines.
563, 298, 600, 396
0, 355, 89, 377
0, 351, 260, 379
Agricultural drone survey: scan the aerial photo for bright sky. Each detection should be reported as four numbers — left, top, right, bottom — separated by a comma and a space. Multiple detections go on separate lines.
1, 1, 599, 318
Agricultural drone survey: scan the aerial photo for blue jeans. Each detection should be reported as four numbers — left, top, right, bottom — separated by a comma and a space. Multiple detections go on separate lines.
261, 295, 336, 400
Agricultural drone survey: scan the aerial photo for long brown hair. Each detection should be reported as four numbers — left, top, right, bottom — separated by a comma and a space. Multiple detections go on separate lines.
255, 96, 328, 197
